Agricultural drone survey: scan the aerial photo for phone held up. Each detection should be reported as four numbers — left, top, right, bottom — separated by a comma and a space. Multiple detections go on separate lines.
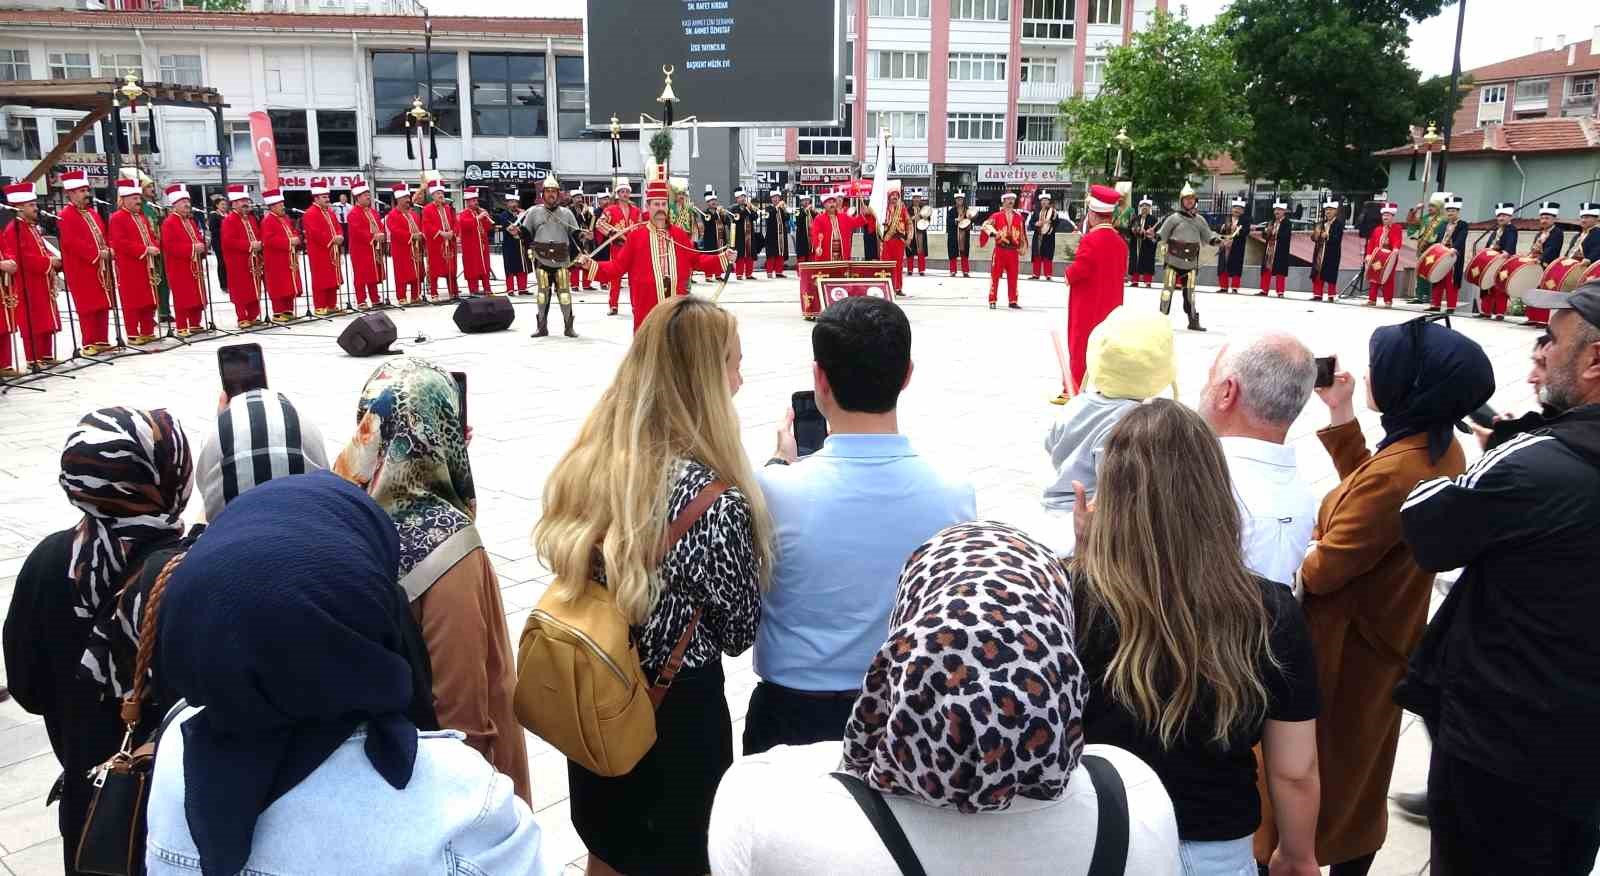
1314, 356, 1338, 390
791, 390, 828, 458
218, 343, 268, 399
451, 371, 468, 438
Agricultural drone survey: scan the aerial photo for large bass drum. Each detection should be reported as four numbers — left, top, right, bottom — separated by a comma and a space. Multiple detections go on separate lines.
1419, 243, 1457, 283
1495, 254, 1544, 298
1465, 249, 1507, 290
1365, 247, 1399, 286
1538, 257, 1590, 294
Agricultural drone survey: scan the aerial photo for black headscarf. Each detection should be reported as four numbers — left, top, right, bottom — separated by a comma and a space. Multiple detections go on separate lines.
1369, 318, 1495, 463
157, 471, 437, 876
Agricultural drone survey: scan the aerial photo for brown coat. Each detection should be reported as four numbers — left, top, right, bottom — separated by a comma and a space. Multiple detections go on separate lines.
412, 545, 532, 805
1300, 421, 1463, 864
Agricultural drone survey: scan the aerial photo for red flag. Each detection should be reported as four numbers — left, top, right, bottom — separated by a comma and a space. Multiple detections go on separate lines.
248, 110, 279, 190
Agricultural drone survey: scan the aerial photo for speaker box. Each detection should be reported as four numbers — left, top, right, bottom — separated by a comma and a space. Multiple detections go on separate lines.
337, 312, 398, 357
453, 296, 516, 333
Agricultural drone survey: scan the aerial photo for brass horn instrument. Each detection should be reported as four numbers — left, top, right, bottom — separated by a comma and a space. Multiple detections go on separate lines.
132, 209, 161, 306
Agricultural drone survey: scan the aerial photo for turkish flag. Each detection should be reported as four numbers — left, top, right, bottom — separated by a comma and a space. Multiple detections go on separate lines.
249, 110, 279, 190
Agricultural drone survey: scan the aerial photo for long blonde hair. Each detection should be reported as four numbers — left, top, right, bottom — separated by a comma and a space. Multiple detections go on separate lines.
1074, 399, 1275, 748
535, 296, 774, 623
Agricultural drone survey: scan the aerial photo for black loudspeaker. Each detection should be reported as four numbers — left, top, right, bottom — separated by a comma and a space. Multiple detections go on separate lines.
453, 296, 516, 333
337, 312, 398, 357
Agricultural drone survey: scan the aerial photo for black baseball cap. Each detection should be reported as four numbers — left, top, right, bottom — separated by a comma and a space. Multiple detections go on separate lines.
1524, 281, 1600, 330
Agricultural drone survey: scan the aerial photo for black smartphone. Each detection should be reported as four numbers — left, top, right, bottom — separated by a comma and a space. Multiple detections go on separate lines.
217, 343, 267, 399
791, 390, 828, 458
450, 371, 468, 438
1314, 356, 1338, 389
1466, 404, 1498, 429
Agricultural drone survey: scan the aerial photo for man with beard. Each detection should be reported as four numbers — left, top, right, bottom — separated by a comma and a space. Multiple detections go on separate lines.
56, 169, 114, 354
159, 183, 209, 335
730, 189, 762, 280
519, 176, 584, 338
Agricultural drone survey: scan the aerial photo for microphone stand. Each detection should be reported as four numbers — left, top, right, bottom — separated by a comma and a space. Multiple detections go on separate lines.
2, 218, 72, 391
289, 210, 334, 325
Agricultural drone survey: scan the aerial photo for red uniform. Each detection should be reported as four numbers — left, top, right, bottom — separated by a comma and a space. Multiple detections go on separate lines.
108, 206, 161, 338
421, 200, 459, 299
160, 211, 207, 332
220, 210, 263, 324
259, 211, 302, 317
2, 218, 60, 369
1366, 221, 1404, 305
301, 203, 343, 311
1064, 223, 1128, 394
880, 200, 912, 293
983, 207, 1027, 307
57, 204, 113, 349
385, 206, 424, 303
457, 205, 492, 294
809, 210, 862, 260
347, 204, 385, 307
592, 222, 724, 332
600, 200, 644, 310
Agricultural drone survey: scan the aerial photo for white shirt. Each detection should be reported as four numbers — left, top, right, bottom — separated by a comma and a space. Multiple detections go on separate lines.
1219, 436, 1318, 587
708, 741, 1180, 876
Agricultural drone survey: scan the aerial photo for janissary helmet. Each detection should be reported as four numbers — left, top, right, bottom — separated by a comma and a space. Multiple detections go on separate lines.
1179, 183, 1197, 201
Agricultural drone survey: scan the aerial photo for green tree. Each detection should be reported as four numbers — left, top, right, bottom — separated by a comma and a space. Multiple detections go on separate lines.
1056, 10, 1249, 193
1222, 0, 1467, 191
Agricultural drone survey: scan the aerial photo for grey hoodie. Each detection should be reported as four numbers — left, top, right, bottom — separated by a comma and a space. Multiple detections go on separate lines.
1042, 393, 1142, 511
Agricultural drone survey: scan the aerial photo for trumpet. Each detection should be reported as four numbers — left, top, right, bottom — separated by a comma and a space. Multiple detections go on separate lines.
132, 211, 161, 305
1, 263, 15, 314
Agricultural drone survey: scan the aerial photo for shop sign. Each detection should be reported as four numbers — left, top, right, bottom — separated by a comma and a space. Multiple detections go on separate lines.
978, 165, 1070, 184
462, 160, 553, 183
862, 160, 931, 177
194, 154, 231, 168
277, 172, 370, 189
798, 164, 853, 183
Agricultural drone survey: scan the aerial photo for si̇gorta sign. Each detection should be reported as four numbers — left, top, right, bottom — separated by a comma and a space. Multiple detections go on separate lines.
463, 160, 553, 184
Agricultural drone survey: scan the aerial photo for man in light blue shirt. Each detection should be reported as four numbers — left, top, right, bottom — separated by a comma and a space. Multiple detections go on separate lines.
747, 297, 975, 755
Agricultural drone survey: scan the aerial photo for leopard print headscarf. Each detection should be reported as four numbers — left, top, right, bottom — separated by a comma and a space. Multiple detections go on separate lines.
839, 521, 1086, 812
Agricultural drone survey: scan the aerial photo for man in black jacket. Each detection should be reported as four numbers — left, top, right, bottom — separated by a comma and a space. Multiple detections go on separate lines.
1398, 281, 1600, 876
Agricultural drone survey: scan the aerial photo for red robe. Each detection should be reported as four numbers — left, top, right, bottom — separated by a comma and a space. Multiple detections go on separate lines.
2, 218, 60, 341
220, 210, 262, 313
301, 203, 342, 303
58, 204, 112, 318
108, 207, 160, 318
259, 211, 302, 310
421, 201, 457, 281
1365, 222, 1404, 257
386, 206, 424, 285
600, 202, 644, 249
1064, 223, 1128, 393
809, 211, 863, 260
458, 206, 492, 282
592, 223, 724, 332
347, 204, 386, 287
160, 211, 207, 318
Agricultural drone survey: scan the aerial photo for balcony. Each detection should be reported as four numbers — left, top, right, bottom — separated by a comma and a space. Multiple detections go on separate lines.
1019, 79, 1072, 103
1021, 19, 1074, 44
1015, 139, 1065, 163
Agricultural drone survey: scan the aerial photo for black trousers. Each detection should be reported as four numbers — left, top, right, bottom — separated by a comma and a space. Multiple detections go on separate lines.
741, 680, 859, 756
1428, 749, 1600, 876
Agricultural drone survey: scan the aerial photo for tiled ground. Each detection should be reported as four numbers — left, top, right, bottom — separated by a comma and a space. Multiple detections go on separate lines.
0, 269, 1567, 874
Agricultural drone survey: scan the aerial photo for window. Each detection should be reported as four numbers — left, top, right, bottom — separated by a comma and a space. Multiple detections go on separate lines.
869, 50, 929, 81
1570, 76, 1597, 99
1479, 84, 1506, 104
470, 53, 546, 137
2, 117, 41, 161
0, 49, 30, 80
947, 111, 1004, 140
867, 0, 929, 17
1515, 78, 1549, 103
54, 118, 98, 154
98, 52, 143, 79
159, 54, 202, 87
371, 51, 459, 136
1086, 0, 1121, 25
554, 56, 589, 139
49, 51, 92, 80
866, 110, 928, 141
845, 41, 854, 96
948, 52, 1007, 82
951, 0, 1007, 20
1084, 56, 1107, 91
1016, 112, 1062, 141
798, 103, 852, 156
1020, 57, 1058, 83
316, 110, 358, 167
226, 120, 252, 157
267, 108, 310, 166
756, 127, 787, 138
1477, 83, 1507, 126
1022, 0, 1074, 41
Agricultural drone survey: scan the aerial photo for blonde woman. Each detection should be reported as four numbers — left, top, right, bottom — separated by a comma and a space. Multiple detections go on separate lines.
1070, 400, 1322, 876
532, 295, 772, 876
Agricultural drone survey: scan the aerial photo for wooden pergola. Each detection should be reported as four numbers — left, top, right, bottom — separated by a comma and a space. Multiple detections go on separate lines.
0, 77, 230, 195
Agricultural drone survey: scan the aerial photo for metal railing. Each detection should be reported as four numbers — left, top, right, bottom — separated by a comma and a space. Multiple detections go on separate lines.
1019, 79, 1072, 103
1015, 139, 1065, 162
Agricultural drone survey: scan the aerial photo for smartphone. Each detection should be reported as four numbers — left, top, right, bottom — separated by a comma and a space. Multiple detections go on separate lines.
791, 391, 828, 458
1314, 356, 1338, 389
1466, 404, 1498, 429
450, 371, 468, 438
217, 343, 267, 399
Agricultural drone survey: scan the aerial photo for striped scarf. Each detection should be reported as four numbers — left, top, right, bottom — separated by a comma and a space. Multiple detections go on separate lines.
60, 407, 192, 696
196, 390, 328, 523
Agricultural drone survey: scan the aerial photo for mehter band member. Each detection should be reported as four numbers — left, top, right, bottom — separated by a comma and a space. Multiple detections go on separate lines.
946, 191, 974, 276
519, 176, 583, 339
258, 188, 303, 321
1429, 195, 1469, 313
458, 187, 493, 295
1531, 201, 1564, 266
302, 184, 345, 314
810, 191, 862, 260
587, 169, 728, 333
1258, 199, 1292, 297
159, 183, 208, 335
1127, 196, 1158, 287
421, 179, 460, 300
981, 192, 1026, 309
794, 194, 815, 264
1216, 198, 1247, 293
346, 181, 386, 309
1310, 198, 1345, 302
1029, 192, 1059, 281
1366, 202, 1404, 308
600, 179, 643, 314
1060, 184, 1130, 401
108, 176, 161, 343
879, 186, 912, 293
1156, 184, 1220, 332
906, 190, 929, 276
1, 182, 61, 371
1476, 201, 1519, 320
497, 191, 528, 295
220, 185, 264, 327
56, 169, 114, 354
385, 183, 424, 304
764, 191, 790, 278
729, 189, 762, 280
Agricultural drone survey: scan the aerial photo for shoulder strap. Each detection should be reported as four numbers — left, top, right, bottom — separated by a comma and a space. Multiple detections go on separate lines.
119, 552, 185, 733
831, 773, 928, 876
646, 480, 728, 708
1082, 754, 1130, 876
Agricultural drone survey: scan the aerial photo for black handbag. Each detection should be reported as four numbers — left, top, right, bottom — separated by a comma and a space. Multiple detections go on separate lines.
75, 553, 184, 876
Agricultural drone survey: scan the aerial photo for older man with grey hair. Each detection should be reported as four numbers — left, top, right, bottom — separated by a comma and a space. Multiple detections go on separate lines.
1198, 332, 1319, 586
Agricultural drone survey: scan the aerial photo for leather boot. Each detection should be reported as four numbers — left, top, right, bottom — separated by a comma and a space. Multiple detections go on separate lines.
561, 302, 578, 338
531, 294, 550, 337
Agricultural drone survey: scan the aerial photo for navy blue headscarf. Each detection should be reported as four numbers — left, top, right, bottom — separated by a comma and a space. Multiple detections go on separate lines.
158, 471, 437, 876
1369, 319, 1496, 463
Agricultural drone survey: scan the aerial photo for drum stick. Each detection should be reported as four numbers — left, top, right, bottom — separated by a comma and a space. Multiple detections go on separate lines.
1051, 329, 1076, 398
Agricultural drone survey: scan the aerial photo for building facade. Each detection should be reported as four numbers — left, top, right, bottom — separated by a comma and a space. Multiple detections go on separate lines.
1451, 27, 1600, 133
753, 0, 1166, 208
0, 8, 647, 208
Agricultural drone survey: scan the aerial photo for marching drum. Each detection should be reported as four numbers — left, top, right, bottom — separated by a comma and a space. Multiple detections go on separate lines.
1465, 249, 1507, 290
1584, 259, 1600, 285
1527, 259, 1592, 323
1419, 243, 1457, 283
1494, 254, 1544, 298
1365, 247, 1399, 286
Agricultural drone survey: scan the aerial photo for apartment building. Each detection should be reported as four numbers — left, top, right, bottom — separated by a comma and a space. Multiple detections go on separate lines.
752, 0, 1167, 206
1453, 27, 1600, 132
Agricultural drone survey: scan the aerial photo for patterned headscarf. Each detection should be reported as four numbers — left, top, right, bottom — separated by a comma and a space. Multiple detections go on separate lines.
60, 407, 193, 696
333, 356, 475, 600
839, 521, 1086, 812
